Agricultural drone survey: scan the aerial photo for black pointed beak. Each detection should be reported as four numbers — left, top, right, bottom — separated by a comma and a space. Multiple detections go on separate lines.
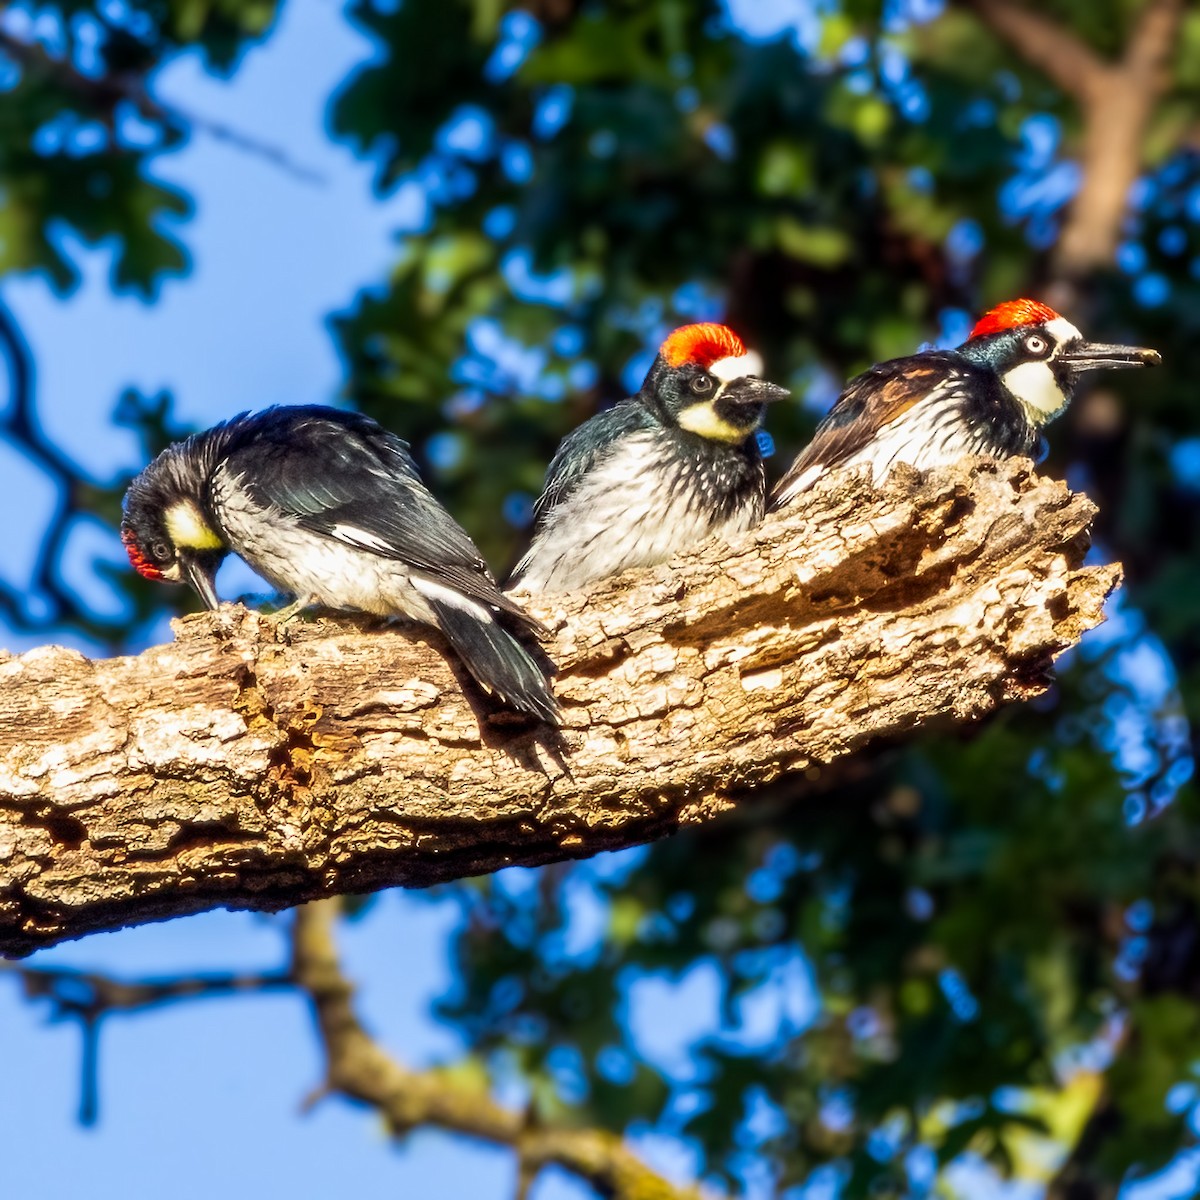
1059, 341, 1162, 371
180, 552, 221, 611
735, 378, 791, 403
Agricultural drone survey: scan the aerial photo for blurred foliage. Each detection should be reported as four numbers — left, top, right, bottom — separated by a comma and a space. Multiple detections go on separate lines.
0, 0, 278, 294
0, 0, 280, 646
5, 0, 1200, 1196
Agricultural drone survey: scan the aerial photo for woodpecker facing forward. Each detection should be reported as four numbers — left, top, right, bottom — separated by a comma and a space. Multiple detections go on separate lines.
122, 405, 559, 724
773, 299, 1161, 506
510, 323, 789, 593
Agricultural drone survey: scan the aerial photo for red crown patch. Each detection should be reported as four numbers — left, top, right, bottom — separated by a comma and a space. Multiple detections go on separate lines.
659, 323, 747, 368
968, 298, 1062, 341
122, 526, 164, 581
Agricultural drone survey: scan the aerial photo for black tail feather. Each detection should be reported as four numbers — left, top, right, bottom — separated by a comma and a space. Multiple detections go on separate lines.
426, 594, 560, 725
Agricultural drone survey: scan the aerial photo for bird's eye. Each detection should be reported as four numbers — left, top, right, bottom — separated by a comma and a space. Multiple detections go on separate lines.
1025, 334, 1049, 356
151, 541, 172, 562
690, 373, 715, 395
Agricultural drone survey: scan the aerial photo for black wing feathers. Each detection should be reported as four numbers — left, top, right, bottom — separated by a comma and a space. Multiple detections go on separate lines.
217, 406, 535, 627
532, 400, 657, 524
779, 352, 968, 484
425, 594, 560, 724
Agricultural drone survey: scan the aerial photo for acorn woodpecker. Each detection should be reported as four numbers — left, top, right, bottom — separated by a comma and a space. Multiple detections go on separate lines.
509, 323, 789, 593
772, 298, 1161, 506
121, 405, 559, 724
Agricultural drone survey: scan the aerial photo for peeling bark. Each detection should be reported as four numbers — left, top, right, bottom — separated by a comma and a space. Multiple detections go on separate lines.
0, 459, 1119, 957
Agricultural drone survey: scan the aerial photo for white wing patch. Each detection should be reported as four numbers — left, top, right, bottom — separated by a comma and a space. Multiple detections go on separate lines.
412, 576, 486, 616
329, 523, 393, 553
775, 463, 824, 502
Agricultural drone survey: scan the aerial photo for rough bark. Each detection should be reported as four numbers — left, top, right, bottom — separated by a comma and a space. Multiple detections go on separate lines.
0, 458, 1119, 957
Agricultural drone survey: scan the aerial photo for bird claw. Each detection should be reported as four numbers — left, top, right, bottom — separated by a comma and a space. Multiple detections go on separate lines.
272, 596, 315, 625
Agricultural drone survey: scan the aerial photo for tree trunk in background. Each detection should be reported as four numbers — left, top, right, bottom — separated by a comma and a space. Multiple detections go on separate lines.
961, 0, 1184, 282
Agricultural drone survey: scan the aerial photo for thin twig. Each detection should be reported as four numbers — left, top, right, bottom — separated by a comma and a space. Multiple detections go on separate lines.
3, 960, 293, 1018
1, 960, 293, 1124
0, 25, 325, 185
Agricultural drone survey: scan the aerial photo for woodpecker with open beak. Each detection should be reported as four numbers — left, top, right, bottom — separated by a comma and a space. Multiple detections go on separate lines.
121, 405, 559, 724
772, 299, 1161, 506
509, 323, 789, 593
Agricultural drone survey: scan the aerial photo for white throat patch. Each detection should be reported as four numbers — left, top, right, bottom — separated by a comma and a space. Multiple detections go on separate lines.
1001, 360, 1066, 420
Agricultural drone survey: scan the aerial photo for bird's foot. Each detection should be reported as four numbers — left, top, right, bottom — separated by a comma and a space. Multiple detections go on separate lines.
271, 595, 316, 625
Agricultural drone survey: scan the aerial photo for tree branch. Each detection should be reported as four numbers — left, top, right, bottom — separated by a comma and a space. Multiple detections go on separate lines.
0, 458, 1119, 957
293, 899, 702, 1200
0, 25, 325, 185
956, 0, 1186, 278
0, 959, 292, 1123
1054, 0, 1184, 278
957, 0, 1109, 103
4, 960, 292, 1019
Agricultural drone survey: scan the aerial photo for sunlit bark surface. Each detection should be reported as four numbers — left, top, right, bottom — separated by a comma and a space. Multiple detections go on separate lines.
0, 458, 1118, 956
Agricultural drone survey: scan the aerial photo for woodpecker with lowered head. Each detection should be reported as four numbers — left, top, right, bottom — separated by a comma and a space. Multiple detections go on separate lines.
509, 323, 789, 593
122, 405, 559, 724
773, 299, 1161, 506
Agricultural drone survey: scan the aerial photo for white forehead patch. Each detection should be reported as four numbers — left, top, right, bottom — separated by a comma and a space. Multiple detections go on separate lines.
1044, 316, 1082, 349
708, 351, 764, 382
